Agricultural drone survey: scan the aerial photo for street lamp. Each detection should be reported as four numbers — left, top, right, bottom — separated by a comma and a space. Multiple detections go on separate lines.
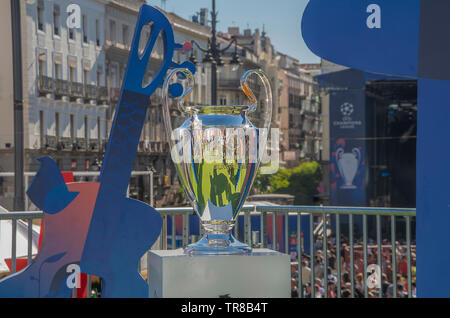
189, 0, 242, 105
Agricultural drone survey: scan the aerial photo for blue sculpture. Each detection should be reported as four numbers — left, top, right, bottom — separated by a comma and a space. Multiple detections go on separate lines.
0, 4, 195, 298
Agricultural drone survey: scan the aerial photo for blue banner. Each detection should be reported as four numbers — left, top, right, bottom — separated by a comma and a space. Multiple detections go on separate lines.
329, 89, 367, 206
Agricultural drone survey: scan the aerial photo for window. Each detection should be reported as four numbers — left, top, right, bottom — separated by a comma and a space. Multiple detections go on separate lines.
110, 65, 117, 88
69, 66, 75, 83
82, 15, 88, 43
70, 114, 75, 140
84, 69, 89, 88
37, 0, 44, 31
39, 110, 44, 147
97, 70, 101, 87
201, 86, 206, 104
95, 19, 100, 46
69, 28, 74, 40
110, 20, 116, 42
219, 96, 227, 105
55, 112, 60, 139
38, 59, 44, 77
122, 25, 129, 46
97, 117, 101, 140
53, 5, 60, 36
84, 116, 89, 140
54, 63, 61, 80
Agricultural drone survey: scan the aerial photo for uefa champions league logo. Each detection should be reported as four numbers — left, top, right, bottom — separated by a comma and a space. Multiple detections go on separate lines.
340, 103, 354, 117
333, 102, 361, 130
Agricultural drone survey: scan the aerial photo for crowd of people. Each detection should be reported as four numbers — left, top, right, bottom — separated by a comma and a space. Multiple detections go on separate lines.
290, 235, 417, 298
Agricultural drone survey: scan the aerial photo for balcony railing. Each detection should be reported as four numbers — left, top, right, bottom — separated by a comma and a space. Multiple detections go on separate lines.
58, 137, 75, 151
43, 135, 58, 150
218, 79, 241, 89
0, 205, 416, 298
74, 138, 87, 151
38, 75, 54, 95
54, 79, 70, 97
85, 85, 98, 100
110, 87, 121, 103
70, 82, 84, 99
88, 139, 100, 152
101, 139, 108, 152
98, 87, 109, 102
139, 140, 150, 152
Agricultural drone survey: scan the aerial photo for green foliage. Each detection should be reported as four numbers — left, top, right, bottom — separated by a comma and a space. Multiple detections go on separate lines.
253, 171, 272, 193
253, 161, 322, 205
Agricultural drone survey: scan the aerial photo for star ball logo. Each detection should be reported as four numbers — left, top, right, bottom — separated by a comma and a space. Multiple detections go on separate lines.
333, 103, 361, 130
340, 102, 354, 117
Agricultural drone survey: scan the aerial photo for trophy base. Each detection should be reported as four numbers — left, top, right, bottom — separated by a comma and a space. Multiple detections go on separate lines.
184, 221, 251, 255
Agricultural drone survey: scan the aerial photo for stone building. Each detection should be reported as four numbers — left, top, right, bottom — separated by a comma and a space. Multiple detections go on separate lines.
277, 53, 322, 165
103, 1, 211, 205
216, 27, 281, 130
0, 0, 109, 210
0, 0, 212, 209
0, 0, 16, 209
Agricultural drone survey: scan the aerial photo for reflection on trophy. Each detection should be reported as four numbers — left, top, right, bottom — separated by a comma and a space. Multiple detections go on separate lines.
162, 68, 272, 255
336, 147, 361, 189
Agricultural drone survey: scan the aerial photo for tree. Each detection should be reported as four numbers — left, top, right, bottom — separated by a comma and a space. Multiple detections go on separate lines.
253, 161, 322, 205
288, 161, 322, 205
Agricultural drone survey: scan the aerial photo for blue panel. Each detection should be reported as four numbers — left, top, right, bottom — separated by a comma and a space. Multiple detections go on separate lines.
301, 0, 450, 298
102, 198, 162, 298
302, 0, 420, 77
80, 4, 192, 297
26, 157, 67, 211
44, 185, 79, 215
122, 5, 174, 95
80, 90, 154, 285
416, 78, 450, 297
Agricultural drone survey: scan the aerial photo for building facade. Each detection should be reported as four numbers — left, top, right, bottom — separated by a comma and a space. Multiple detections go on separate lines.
0, 1, 327, 209
0, 0, 16, 209
1, 0, 110, 210
277, 53, 322, 165
26, 0, 109, 165
103, 1, 212, 205
0, 1, 213, 209
216, 27, 281, 131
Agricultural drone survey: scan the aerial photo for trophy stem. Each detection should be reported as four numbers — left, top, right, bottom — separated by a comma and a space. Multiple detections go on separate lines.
184, 220, 251, 255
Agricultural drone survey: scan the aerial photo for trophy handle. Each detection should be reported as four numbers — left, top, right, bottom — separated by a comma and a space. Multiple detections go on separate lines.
352, 148, 361, 165
240, 69, 273, 131
162, 68, 195, 143
336, 147, 344, 160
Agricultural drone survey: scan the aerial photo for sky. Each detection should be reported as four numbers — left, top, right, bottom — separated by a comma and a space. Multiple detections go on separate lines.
146, 0, 320, 63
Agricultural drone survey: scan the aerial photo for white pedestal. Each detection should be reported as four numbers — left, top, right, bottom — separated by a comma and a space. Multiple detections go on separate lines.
147, 248, 291, 298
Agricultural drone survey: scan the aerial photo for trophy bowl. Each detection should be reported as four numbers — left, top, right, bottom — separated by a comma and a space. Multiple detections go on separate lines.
162, 68, 272, 255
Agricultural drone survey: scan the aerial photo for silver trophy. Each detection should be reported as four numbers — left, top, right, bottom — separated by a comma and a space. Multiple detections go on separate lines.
162, 68, 272, 255
336, 147, 361, 189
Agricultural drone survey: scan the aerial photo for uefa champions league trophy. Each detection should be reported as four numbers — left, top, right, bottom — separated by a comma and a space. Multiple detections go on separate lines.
336, 147, 361, 189
162, 68, 272, 255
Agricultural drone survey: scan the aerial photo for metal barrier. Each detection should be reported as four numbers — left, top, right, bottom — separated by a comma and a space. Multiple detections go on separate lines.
0, 205, 416, 298
0, 171, 154, 210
